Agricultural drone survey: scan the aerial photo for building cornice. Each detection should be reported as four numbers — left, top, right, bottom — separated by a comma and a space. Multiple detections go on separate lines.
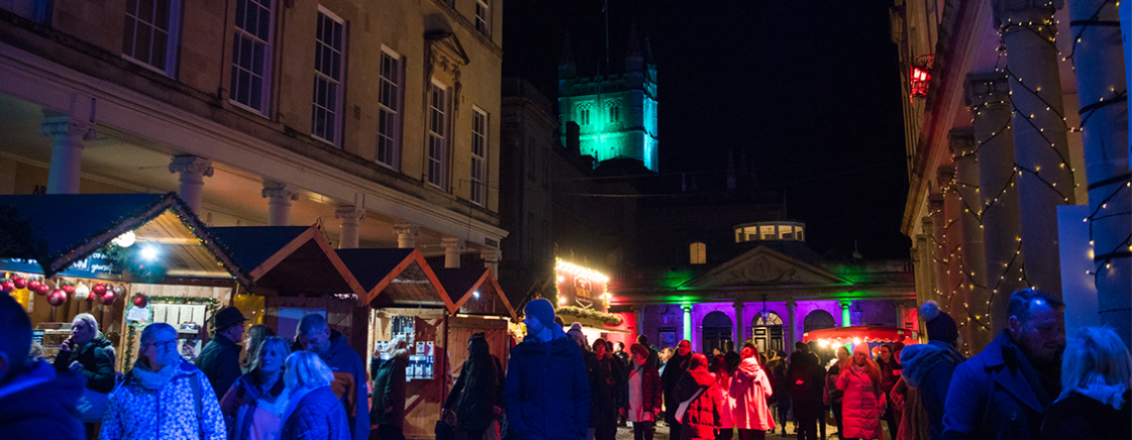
428, 0, 503, 58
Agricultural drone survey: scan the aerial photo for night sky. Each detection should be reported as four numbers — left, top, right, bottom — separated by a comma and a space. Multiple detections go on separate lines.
502, 1, 912, 259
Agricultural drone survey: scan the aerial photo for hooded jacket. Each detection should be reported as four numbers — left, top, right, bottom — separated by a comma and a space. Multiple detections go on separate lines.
196, 334, 243, 398
100, 359, 226, 440
729, 357, 775, 431
837, 361, 885, 440
53, 335, 116, 394
673, 368, 722, 440
943, 330, 1059, 440
0, 359, 86, 440
370, 354, 407, 428
281, 386, 351, 440
319, 330, 369, 440
502, 323, 591, 440
443, 336, 500, 432
900, 340, 964, 440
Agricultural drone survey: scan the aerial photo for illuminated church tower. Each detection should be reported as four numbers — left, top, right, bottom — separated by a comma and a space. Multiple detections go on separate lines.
559, 26, 659, 171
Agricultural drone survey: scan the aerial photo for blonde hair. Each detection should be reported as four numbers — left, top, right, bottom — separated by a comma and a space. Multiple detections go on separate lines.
383, 336, 409, 360
249, 336, 290, 373
140, 322, 176, 346
1061, 327, 1132, 399
285, 351, 334, 389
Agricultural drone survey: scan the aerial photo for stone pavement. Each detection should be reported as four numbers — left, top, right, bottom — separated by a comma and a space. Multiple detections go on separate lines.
613, 423, 843, 440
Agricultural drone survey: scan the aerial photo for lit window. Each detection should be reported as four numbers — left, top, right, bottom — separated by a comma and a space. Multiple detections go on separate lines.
579, 108, 590, 125
471, 108, 488, 205
123, 0, 181, 76
690, 242, 706, 265
475, 0, 490, 36
311, 9, 345, 145
610, 106, 620, 123
376, 50, 402, 168
230, 0, 274, 114
427, 82, 449, 188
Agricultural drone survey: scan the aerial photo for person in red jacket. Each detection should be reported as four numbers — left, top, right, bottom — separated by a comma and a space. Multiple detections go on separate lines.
620, 343, 662, 440
673, 353, 723, 440
837, 343, 885, 440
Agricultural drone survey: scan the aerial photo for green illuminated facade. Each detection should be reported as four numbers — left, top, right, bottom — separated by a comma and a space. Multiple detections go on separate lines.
558, 28, 659, 172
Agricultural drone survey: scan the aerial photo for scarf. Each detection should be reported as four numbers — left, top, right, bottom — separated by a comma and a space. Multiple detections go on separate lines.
130, 359, 181, 390
1059, 375, 1128, 410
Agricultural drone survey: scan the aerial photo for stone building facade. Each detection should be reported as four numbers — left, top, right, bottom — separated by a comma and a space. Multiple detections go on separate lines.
0, 0, 506, 264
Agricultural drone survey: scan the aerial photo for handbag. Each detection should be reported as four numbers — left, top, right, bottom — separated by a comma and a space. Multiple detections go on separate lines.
825, 407, 837, 425
435, 419, 457, 440
674, 386, 706, 422
75, 388, 110, 423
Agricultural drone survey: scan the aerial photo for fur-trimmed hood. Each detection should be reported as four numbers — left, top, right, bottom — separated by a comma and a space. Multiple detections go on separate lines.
900, 340, 965, 388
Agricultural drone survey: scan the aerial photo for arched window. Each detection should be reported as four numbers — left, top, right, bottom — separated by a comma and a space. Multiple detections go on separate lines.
803, 310, 837, 333
702, 311, 733, 354
690, 242, 706, 265
753, 311, 783, 326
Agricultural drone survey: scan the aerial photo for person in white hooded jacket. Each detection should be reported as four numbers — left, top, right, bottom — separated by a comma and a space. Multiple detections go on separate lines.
728, 344, 774, 440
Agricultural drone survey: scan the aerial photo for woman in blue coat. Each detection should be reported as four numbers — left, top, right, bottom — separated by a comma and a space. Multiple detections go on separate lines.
281, 351, 350, 440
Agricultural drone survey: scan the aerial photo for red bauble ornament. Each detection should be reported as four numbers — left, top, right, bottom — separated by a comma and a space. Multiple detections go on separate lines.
34, 283, 50, 296
47, 290, 66, 306
0, 280, 14, 292
99, 290, 116, 305
27, 279, 41, 291
62, 283, 76, 295
92, 283, 107, 295
13, 277, 26, 289
132, 295, 148, 308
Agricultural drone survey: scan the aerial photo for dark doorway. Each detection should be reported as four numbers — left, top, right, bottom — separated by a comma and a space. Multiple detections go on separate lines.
702, 311, 733, 355
752, 312, 784, 355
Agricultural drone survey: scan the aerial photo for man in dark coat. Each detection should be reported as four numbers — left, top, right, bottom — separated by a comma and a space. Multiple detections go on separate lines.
443, 333, 500, 440
0, 294, 86, 440
299, 313, 370, 440
503, 299, 590, 440
371, 341, 408, 440
723, 341, 741, 374
637, 334, 660, 371
196, 306, 246, 397
943, 288, 1066, 440
899, 300, 965, 440
661, 339, 692, 440
788, 346, 826, 440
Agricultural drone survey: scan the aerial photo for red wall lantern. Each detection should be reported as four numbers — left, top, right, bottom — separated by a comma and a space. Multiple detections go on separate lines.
909, 55, 933, 102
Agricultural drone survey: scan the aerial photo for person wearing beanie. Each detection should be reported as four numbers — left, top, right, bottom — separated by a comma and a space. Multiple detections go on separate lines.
943, 288, 1066, 440
892, 301, 966, 440
503, 298, 591, 440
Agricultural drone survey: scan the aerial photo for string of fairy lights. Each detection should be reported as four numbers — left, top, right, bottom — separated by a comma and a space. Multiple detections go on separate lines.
925, 2, 1129, 355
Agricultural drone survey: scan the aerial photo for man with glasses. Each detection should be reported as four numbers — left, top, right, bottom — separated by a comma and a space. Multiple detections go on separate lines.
0, 294, 85, 439
101, 322, 225, 440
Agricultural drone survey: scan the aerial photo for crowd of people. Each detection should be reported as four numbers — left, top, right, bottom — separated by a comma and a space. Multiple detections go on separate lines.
1, 288, 1131, 440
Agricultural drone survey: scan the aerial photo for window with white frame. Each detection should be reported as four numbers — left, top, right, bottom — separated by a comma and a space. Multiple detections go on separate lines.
471, 108, 488, 205
311, 9, 345, 145
475, 0, 490, 36
609, 105, 620, 123
579, 107, 590, 125
427, 82, 448, 188
376, 50, 402, 168
122, 0, 181, 76
230, 0, 274, 114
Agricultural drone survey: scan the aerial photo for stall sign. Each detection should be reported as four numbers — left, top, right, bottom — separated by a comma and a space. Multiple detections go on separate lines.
0, 252, 119, 278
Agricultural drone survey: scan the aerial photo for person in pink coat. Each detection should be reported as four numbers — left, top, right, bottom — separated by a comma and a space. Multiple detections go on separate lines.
837, 343, 885, 440
728, 344, 775, 440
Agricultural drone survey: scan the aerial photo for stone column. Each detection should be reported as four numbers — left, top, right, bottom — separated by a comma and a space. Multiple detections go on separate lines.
785, 299, 797, 356
967, 72, 1027, 334
481, 248, 501, 277
682, 306, 693, 344
733, 302, 745, 345
995, 0, 1075, 296
442, 238, 464, 269
929, 194, 949, 304
261, 181, 300, 226
335, 205, 366, 249
1069, 0, 1131, 348
394, 223, 419, 249
940, 166, 968, 319
168, 155, 214, 214
840, 299, 852, 327
40, 117, 95, 194
950, 129, 992, 351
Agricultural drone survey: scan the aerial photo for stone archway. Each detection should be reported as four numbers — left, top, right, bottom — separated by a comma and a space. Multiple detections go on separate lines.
702, 311, 733, 355
804, 309, 837, 333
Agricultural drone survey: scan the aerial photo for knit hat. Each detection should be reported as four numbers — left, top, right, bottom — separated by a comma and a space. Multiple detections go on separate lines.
567, 322, 588, 346
920, 301, 959, 344
853, 341, 871, 357
524, 298, 557, 328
